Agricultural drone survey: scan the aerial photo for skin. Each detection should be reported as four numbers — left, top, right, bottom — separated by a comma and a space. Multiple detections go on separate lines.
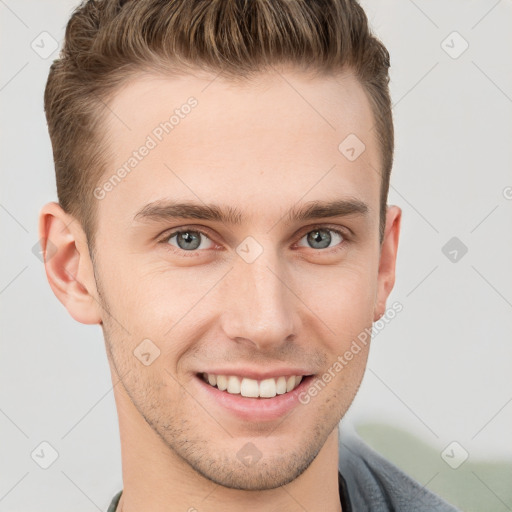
39, 66, 401, 512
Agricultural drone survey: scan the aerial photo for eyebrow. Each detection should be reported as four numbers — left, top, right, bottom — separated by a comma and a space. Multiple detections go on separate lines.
133, 198, 369, 225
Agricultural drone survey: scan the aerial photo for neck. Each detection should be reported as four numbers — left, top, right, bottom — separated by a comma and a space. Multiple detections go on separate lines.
113, 382, 343, 512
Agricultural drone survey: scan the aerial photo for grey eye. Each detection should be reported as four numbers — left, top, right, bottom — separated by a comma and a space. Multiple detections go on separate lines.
298, 229, 343, 250
167, 230, 213, 251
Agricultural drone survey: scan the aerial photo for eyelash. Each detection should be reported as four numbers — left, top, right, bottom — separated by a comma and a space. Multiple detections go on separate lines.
157, 224, 350, 258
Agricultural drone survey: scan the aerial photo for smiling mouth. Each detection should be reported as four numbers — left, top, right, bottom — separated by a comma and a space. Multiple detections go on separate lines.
197, 372, 311, 399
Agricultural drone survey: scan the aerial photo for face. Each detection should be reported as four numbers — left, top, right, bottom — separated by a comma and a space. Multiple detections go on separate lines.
55, 68, 400, 490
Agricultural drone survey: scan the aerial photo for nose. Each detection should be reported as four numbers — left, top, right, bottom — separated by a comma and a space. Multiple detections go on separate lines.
219, 244, 299, 351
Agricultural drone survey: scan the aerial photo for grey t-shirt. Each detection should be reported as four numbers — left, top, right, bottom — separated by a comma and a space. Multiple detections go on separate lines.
107, 431, 460, 511
337, 430, 460, 511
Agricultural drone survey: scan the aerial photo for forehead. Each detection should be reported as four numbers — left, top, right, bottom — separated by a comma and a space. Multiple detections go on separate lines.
97, 68, 381, 230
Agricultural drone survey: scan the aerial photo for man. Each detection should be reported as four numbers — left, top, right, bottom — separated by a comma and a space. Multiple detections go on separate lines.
39, 0, 459, 510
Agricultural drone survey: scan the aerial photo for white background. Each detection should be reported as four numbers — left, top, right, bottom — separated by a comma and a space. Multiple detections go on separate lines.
1, 1, 511, 511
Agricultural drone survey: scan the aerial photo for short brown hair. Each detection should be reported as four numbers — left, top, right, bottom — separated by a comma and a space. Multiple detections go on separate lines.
44, 0, 393, 251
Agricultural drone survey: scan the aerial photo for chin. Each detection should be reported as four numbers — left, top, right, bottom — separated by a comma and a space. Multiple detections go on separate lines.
191, 453, 316, 491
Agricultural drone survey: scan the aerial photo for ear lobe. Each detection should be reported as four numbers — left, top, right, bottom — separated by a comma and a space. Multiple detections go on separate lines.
38, 202, 102, 325
373, 205, 402, 322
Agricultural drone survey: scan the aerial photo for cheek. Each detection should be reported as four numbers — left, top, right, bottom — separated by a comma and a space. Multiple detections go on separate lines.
96, 252, 179, 328
96, 257, 222, 364
297, 262, 377, 337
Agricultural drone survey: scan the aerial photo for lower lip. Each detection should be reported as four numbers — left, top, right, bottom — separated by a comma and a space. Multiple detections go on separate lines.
194, 374, 314, 422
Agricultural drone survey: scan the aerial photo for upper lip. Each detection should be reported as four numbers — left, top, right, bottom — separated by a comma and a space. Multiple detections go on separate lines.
197, 368, 314, 380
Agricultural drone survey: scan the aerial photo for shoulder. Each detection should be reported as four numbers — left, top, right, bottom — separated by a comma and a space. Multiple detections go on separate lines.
338, 426, 460, 512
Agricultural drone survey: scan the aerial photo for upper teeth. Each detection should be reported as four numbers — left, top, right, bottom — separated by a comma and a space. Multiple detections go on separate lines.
202, 373, 304, 398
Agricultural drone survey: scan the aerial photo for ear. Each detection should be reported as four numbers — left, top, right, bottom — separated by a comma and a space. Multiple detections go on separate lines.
373, 205, 402, 322
38, 202, 102, 325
